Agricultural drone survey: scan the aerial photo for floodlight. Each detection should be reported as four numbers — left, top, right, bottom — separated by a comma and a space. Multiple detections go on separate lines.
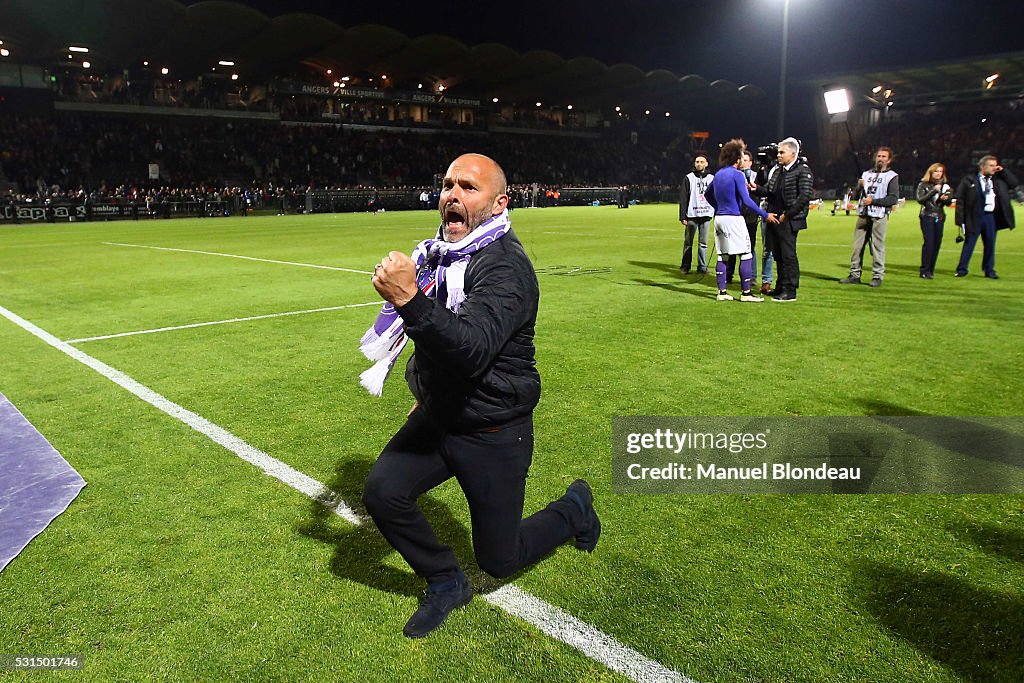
0, 48, 9, 57
871, 85, 882, 94
161, 67, 169, 75
218, 60, 234, 66
82, 61, 90, 68
823, 88, 850, 114
69, 46, 89, 53
492, 97, 498, 103
231, 74, 238, 81
985, 73, 999, 83
567, 104, 573, 110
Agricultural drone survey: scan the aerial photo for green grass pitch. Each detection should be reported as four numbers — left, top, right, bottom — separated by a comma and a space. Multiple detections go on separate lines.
1, 201, 1022, 682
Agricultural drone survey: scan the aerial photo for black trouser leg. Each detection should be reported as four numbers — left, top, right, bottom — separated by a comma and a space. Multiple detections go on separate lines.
774, 222, 799, 292
364, 412, 580, 584
363, 410, 460, 584
448, 419, 579, 578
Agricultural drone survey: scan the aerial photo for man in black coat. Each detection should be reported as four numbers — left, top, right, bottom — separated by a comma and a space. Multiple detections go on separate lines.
760, 138, 814, 302
954, 155, 1019, 279
364, 154, 600, 639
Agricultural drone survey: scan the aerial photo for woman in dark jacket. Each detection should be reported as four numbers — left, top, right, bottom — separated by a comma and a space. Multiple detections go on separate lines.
915, 162, 953, 279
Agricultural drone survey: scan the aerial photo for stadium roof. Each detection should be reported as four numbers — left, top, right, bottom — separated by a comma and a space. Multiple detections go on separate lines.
805, 51, 1024, 108
0, 0, 765, 112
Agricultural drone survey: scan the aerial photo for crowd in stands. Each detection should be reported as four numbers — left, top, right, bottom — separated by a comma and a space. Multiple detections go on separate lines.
0, 111, 678, 207
820, 102, 1024, 189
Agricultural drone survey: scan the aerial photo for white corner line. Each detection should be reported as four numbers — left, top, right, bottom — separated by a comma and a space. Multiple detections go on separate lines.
0, 302, 695, 683
65, 302, 381, 344
0, 302, 361, 524
101, 242, 374, 275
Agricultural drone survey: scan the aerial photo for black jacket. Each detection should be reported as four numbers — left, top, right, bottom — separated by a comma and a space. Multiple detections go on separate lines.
757, 161, 814, 227
955, 169, 1019, 234
398, 229, 541, 433
915, 181, 953, 220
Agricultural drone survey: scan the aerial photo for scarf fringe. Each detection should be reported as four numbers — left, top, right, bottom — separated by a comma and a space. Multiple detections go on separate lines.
359, 337, 408, 396
359, 316, 405, 361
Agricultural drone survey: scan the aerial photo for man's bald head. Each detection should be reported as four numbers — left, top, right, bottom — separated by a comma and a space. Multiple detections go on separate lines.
439, 153, 510, 242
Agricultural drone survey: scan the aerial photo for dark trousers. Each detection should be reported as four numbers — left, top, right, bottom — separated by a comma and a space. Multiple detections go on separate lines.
956, 213, 997, 275
363, 409, 580, 585
919, 216, 944, 275
767, 221, 800, 292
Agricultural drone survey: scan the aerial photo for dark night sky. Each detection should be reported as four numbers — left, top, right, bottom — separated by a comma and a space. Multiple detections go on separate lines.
238, 0, 1023, 90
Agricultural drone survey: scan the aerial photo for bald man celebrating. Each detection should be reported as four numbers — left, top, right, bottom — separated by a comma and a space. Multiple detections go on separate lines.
360, 154, 600, 638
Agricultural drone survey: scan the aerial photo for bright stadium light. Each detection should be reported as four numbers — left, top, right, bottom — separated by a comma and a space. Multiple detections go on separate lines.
0, 48, 9, 58
614, 106, 621, 112
69, 46, 89, 53
535, 102, 541, 107
492, 97, 498, 103
161, 67, 169, 75
985, 73, 999, 83
342, 76, 350, 81
82, 61, 91, 69
665, 111, 671, 117
143, 60, 149, 66
218, 60, 235, 66
326, 69, 332, 75
823, 88, 850, 114
231, 74, 238, 81
644, 109, 650, 115
333, 81, 340, 87
381, 74, 387, 79
567, 104, 573, 110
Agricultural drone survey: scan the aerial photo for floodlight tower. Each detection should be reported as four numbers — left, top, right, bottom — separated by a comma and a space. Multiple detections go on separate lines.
776, 0, 791, 141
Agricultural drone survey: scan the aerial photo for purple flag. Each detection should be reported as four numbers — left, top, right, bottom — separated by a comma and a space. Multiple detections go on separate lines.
1, 391, 86, 573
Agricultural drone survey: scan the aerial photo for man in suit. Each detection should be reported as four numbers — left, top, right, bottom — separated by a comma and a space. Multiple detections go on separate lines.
760, 138, 814, 302
954, 155, 1019, 279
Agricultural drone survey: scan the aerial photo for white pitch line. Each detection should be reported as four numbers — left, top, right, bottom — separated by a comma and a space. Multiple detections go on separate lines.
0, 303, 694, 683
65, 302, 381, 344
484, 585, 693, 683
102, 242, 373, 275
0, 303, 362, 524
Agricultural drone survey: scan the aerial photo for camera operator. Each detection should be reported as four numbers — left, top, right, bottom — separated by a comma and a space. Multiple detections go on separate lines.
840, 147, 899, 288
756, 138, 813, 302
678, 153, 715, 275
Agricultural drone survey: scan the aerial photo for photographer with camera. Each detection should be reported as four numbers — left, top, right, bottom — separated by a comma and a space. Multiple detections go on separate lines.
954, 155, 1019, 279
840, 147, 899, 288
678, 153, 715, 274
755, 138, 813, 302
915, 163, 954, 279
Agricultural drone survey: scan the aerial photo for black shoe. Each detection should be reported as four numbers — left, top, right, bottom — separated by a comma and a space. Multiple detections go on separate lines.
403, 576, 473, 639
563, 479, 601, 552
839, 276, 861, 284
868, 278, 882, 288
696, 267, 708, 274
773, 291, 797, 302
954, 272, 968, 278
680, 267, 690, 275
985, 272, 999, 280
767, 288, 783, 297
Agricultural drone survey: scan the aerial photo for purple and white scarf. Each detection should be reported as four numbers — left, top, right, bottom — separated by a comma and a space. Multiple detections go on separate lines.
359, 210, 512, 396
